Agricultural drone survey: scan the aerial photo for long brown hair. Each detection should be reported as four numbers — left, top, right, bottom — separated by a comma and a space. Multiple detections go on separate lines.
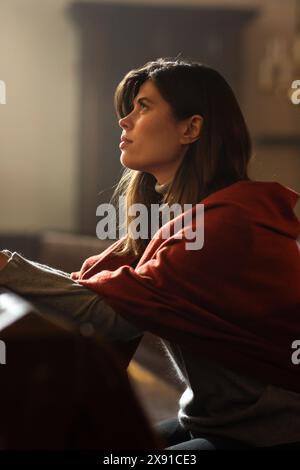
112, 58, 252, 256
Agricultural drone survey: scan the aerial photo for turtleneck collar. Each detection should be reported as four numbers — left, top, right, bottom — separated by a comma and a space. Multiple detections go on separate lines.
154, 181, 171, 195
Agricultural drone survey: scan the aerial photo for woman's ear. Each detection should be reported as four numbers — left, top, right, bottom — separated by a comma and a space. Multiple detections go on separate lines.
180, 115, 203, 144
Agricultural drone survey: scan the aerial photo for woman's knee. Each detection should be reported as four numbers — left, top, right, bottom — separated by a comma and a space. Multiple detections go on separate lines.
154, 417, 191, 447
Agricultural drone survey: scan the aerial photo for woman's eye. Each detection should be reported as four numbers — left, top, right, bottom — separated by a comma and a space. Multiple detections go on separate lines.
139, 101, 147, 109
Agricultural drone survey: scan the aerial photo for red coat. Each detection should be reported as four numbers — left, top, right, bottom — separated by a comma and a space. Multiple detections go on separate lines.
74, 180, 300, 393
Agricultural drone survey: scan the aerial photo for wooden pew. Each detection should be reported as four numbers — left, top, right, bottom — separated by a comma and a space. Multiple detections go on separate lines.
0, 289, 161, 450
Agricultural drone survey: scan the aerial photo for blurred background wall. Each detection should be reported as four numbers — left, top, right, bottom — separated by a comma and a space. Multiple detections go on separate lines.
0, 0, 299, 235
0, 0, 79, 232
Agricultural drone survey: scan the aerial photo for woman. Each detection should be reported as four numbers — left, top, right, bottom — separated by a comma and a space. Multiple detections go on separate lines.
1, 58, 300, 450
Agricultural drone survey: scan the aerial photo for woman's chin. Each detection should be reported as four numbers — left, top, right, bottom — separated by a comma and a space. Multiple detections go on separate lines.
120, 155, 144, 172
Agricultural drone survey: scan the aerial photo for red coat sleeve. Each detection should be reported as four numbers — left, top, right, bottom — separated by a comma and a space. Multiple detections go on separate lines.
78, 204, 254, 343
71, 238, 140, 280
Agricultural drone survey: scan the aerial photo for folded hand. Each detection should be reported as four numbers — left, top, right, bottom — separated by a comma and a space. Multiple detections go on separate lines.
70, 271, 80, 280
0, 252, 9, 271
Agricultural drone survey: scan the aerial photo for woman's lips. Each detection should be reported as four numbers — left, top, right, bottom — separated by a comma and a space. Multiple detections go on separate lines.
119, 139, 133, 149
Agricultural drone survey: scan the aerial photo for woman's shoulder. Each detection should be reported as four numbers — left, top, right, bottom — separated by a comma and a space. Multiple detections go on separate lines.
203, 179, 299, 208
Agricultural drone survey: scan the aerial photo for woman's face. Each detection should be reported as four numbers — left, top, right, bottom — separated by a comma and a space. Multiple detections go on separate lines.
118, 79, 188, 184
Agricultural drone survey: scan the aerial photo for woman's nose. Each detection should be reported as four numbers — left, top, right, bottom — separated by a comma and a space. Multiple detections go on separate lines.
119, 114, 132, 129
118, 117, 126, 129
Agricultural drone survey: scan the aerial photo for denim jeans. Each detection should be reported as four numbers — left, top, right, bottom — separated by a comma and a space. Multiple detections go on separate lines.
154, 417, 300, 450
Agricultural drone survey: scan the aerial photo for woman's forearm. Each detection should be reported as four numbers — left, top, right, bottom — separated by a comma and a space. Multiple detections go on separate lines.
0, 251, 143, 341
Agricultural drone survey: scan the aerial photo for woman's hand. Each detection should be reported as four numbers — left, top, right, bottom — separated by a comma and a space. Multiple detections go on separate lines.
0, 252, 9, 271
70, 271, 80, 280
